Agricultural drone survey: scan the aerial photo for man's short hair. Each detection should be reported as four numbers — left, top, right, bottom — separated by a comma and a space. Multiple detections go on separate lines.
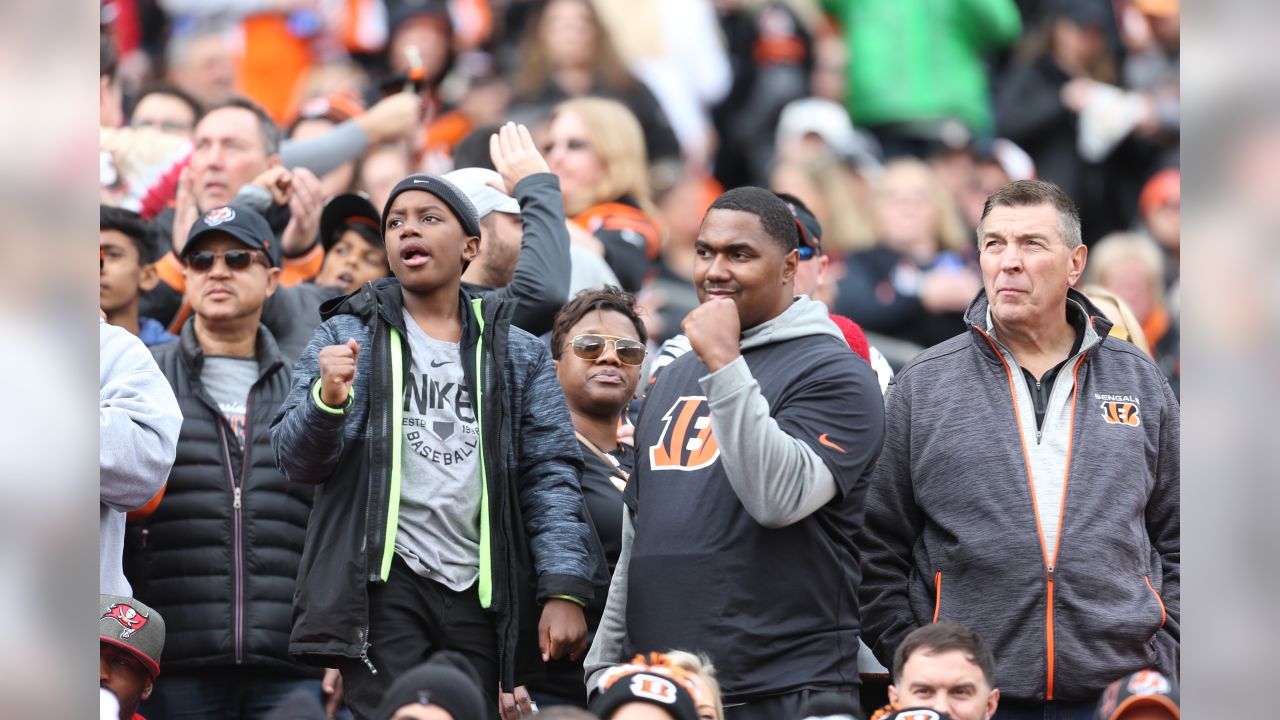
892, 623, 997, 690
707, 186, 799, 252
977, 179, 1083, 249
100, 206, 160, 263
550, 286, 648, 360
199, 96, 282, 156
101, 34, 117, 81
136, 83, 204, 122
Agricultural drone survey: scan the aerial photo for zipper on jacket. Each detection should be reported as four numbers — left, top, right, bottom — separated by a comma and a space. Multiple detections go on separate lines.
976, 328, 1085, 701
357, 627, 377, 674
1046, 564, 1056, 697
217, 420, 245, 665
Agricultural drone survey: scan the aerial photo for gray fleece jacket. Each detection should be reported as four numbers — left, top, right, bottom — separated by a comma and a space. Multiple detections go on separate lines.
859, 289, 1179, 702
99, 319, 182, 595
586, 297, 885, 699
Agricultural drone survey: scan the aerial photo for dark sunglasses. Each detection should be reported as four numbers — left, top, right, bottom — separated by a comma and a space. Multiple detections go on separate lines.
185, 249, 270, 272
541, 138, 591, 154
570, 334, 647, 366
797, 245, 816, 261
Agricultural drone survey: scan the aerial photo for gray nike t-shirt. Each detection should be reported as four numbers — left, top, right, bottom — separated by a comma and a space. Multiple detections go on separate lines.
395, 309, 482, 590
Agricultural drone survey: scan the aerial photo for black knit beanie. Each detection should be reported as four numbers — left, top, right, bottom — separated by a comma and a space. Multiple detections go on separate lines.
373, 650, 488, 720
381, 173, 482, 240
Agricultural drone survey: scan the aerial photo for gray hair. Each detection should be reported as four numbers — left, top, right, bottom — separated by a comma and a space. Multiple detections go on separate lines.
199, 96, 282, 157
977, 179, 1083, 249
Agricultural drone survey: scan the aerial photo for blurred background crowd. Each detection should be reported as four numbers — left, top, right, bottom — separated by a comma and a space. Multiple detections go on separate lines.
98, 0, 1181, 389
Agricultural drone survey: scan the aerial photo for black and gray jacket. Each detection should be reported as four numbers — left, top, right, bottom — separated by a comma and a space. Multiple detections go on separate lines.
859, 289, 1179, 702
270, 278, 599, 690
124, 321, 316, 675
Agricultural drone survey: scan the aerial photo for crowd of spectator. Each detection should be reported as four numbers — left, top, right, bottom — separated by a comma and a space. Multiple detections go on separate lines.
98, 0, 1180, 718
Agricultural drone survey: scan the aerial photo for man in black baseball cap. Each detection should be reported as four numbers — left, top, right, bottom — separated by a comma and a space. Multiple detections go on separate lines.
100, 594, 165, 720
125, 201, 319, 717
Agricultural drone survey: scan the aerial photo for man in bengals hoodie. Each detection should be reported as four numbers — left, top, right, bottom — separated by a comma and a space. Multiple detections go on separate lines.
586, 187, 885, 719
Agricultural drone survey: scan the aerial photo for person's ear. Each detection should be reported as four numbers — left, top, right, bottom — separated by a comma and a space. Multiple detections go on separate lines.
141, 678, 154, 701
139, 262, 160, 293
782, 248, 799, 283
463, 234, 481, 264
985, 687, 1000, 720
1068, 244, 1088, 286
264, 266, 281, 297
887, 684, 899, 707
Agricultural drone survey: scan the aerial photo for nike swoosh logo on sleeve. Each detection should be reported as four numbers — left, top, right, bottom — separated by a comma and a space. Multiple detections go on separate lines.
818, 433, 847, 453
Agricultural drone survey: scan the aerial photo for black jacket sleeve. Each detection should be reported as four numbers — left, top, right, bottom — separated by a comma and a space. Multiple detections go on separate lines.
466, 173, 571, 336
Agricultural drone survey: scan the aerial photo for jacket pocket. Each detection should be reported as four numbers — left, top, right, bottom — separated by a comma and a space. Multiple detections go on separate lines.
1144, 575, 1167, 629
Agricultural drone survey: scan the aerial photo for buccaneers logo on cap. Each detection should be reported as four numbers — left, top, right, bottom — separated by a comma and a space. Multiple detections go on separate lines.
1101, 401, 1140, 426
102, 603, 150, 640
203, 206, 236, 226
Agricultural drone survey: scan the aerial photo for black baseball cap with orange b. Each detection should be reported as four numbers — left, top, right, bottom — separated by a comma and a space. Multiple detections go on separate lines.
183, 204, 281, 267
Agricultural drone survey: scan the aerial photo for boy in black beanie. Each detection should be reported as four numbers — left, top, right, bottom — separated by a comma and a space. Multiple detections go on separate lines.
273, 162, 598, 718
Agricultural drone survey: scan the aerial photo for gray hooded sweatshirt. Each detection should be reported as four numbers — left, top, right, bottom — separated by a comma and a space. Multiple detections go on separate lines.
100, 319, 182, 595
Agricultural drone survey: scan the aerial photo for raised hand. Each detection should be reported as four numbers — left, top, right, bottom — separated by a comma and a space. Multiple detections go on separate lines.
682, 298, 742, 373
489, 122, 550, 196
318, 339, 360, 408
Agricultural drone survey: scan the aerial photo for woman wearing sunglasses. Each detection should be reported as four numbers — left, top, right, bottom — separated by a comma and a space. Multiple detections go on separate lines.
544, 97, 665, 294
528, 286, 648, 709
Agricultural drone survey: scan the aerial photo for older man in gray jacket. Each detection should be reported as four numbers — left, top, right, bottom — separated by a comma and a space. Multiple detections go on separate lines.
859, 180, 1179, 718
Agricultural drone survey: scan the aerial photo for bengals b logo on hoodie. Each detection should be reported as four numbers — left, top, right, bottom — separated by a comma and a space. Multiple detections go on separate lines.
648, 396, 721, 471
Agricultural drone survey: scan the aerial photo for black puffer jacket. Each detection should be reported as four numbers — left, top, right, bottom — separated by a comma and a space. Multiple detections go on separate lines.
124, 320, 316, 675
